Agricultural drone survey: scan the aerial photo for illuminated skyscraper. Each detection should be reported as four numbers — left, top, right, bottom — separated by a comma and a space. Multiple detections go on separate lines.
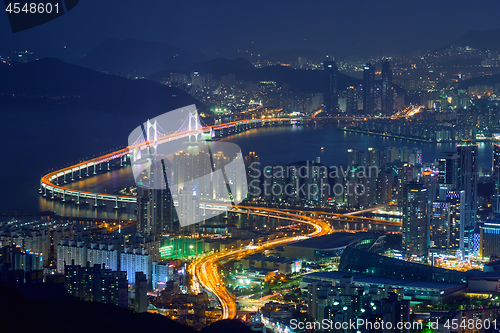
244, 151, 259, 169
137, 187, 176, 235
446, 190, 466, 257
212, 151, 230, 200
457, 141, 478, 227
173, 150, 192, 194
192, 150, 212, 200
403, 182, 429, 257
346, 86, 357, 115
479, 219, 500, 257
120, 247, 151, 285
178, 184, 201, 230
362, 63, 375, 114
245, 152, 260, 198
430, 201, 450, 250
323, 56, 338, 115
381, 61, 393, 116
438, 152, 460, 187
421, 170, 439, 203
493, 140, 500, 214
137, 153, 177, 235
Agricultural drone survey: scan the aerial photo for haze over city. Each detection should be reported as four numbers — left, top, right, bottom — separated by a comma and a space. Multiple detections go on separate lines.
1, 1, 500, 332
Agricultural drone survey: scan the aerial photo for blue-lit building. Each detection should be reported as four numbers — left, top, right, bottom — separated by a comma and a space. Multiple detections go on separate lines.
152, 261, 174, 290
479, 218, 500, 258
494, 140, 500, 214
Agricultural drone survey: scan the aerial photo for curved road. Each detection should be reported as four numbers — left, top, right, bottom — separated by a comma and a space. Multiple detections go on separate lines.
38, 115, 406, 320
190, 207, 333, 320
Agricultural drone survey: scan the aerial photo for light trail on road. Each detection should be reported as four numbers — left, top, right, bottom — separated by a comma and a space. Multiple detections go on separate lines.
189, 207, 332, 320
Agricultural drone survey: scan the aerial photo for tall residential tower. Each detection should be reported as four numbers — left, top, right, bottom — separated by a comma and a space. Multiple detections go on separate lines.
381, 61, 393, 116
362, 63, 375, 114
323, 56, 338, 115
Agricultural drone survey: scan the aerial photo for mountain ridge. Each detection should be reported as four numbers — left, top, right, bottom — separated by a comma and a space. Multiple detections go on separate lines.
77, 38, 210, 77
0, 57, 204, 116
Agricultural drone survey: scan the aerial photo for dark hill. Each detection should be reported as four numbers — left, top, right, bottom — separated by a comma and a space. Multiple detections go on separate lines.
242, 65, 361, 92
0, 57, 203, 115
150, 61, 362, 92
448, 29, 500, 51
0, 283, 195, 333
201, 319, 253, 333
263, 48, 325, 63
77, 39, 209, 77
458, 73, 500, 90
0, 58, 204, 213
149, 57, 256, 81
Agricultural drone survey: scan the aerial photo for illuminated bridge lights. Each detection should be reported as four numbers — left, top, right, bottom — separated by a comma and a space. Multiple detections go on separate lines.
40, 114, 403, 318
39, 115, 395, 206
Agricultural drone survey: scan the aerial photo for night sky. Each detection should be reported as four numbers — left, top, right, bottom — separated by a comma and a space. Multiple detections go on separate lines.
1, 0, 500, 60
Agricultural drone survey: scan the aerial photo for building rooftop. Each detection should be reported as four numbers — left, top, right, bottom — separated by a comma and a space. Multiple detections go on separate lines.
242, 253, 299, 264
468, 271, 500, 281
303, 271, 466, 292
284, 232, 381, 250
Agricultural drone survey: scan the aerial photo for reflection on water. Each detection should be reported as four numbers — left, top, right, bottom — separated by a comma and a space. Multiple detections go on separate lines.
38, 125, 495, 220
222, 125, 494, 169
39, 197, 137, 221
63, 165, 135, 194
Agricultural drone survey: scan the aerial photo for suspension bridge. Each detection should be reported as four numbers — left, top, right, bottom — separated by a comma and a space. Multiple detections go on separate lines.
39, 108, 410, 207
39, 110, 322, 207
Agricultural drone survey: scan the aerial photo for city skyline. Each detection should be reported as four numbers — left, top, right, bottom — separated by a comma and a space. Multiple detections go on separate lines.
2, 1, 500, 332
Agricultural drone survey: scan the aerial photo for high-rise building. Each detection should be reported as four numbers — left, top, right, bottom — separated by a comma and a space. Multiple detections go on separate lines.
493, 140, 500, 214
381, 61, 393, 116
430, 202, 451, 250
368, 148, 380, 168
421, 170, 439, 203
152, 261, 174, 290
211, 151, 230, 200
244, 151, 259, 169
135, 272, 148, 313
457, 141, 479, 227
323, 56, 338, 115
120, 247, 152, 285
56, 240, 86, 274
86, 243, 118, 271
137, 186, 176, 235
403, 182, 429, 257
346, 86, 357, 115
0, 245, 43, 272
0, 227, 50, 266
245, 152, 260, 198
57, 240, 120, 274
479, 219, 500, 257
262, 164, 286, 202
225, 152, 247, 203
178, 184, 201, 230
438, 152, 460, 187
446, 190, 466, 257
362, 63, 375, 114
65, 262, 128, 308
137, 154, 177, 235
